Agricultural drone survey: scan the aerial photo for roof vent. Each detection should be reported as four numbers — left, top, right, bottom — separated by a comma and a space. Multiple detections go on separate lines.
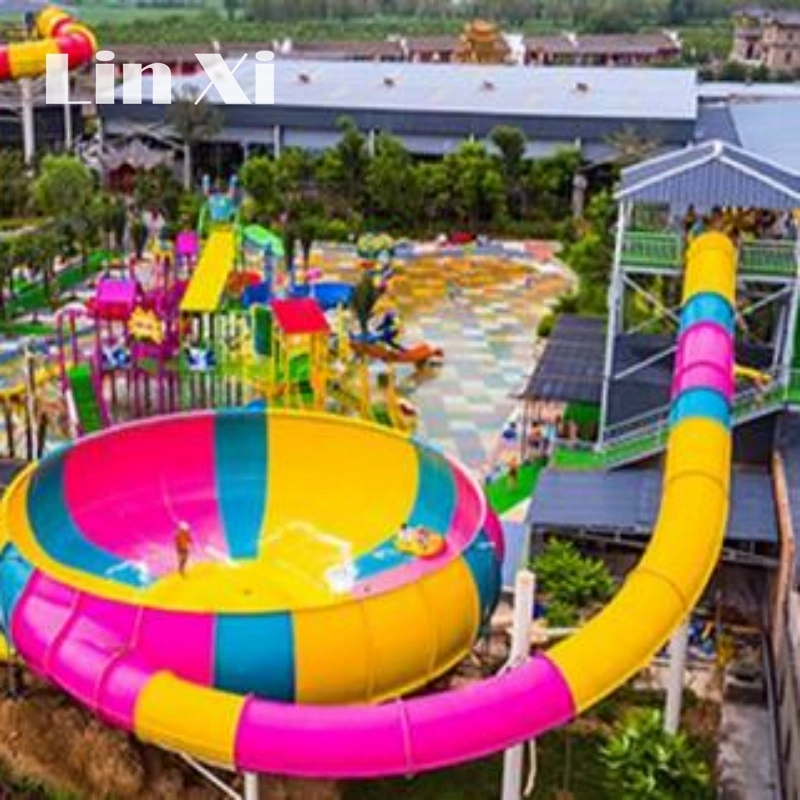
482, 79, 496, 91
298, 72, 311, 83
383, 75, 396, 87
574, 81, 589, 92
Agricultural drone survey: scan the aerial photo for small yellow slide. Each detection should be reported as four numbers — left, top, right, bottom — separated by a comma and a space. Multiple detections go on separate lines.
180, 228, 236, 314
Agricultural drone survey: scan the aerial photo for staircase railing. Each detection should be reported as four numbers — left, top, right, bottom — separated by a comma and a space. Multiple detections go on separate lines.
590, 367, 788, 467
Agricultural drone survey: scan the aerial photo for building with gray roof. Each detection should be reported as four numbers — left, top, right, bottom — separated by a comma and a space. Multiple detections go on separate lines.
99, 60, 699, 161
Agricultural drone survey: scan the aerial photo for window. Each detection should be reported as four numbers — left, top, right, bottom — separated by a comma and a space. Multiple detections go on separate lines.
786, 51, 793, 65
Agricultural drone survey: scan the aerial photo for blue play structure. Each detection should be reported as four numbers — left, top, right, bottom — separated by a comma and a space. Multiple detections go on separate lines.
204, 175, 238, 224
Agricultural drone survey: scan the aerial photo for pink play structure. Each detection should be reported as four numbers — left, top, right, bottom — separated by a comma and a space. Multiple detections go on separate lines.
59, 255, 189, 420
175, 230, 199, 272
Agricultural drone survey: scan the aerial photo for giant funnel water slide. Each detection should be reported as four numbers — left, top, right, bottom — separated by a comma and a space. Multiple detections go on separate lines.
0, 232, 734, 777
0, 7, 95, 81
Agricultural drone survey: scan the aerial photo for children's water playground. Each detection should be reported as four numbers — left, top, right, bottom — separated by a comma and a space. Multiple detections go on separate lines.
0, 10, 797, 797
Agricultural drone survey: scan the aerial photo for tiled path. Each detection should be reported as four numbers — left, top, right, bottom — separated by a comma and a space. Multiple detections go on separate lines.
319, 245, 573, 470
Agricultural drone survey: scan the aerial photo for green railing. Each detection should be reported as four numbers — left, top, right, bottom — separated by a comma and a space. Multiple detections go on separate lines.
620, 232, 797, 279
739, 240, 797, 278
621, 231, 682, 271
556, 372, 790, 470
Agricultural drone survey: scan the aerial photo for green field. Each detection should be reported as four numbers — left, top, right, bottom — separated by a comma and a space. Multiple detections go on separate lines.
0, 1, 733, 58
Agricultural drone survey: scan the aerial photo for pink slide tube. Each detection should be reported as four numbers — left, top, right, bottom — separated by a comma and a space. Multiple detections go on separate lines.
671, 322, 734, 398
234, 655, 575, 776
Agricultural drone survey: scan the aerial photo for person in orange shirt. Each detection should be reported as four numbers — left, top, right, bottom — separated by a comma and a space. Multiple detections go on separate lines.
174, 521, 193, 577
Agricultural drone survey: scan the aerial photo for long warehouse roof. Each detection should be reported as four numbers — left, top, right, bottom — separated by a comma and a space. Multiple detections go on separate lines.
120, 60, 699, 120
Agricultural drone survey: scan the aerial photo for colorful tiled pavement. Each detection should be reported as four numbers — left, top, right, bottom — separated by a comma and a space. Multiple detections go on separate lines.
319, 244, 573, 471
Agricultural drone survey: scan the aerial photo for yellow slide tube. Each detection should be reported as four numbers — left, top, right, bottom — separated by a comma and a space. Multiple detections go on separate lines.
549, 231, 736, 711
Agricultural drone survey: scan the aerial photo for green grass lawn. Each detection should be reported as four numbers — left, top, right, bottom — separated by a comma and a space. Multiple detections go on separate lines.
486, 459, 545, 515
343, 687, 716, 800
0, 321, 55, 337
2, 249, 119, 321
342, 727, 611, 800
550, 446, 605, 470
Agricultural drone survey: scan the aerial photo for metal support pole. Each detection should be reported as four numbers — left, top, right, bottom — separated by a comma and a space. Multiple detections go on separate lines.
598, 202, 628, 444
24, 343, 38, 457
20, 78, 35, 166
622, 274, 681, 326
779, 238, 800, 386
664, 620, 689, 734
272, 124, 281, 159
501, 570, 536, 800
63, 101, 73, 152
243, 772, 259, 800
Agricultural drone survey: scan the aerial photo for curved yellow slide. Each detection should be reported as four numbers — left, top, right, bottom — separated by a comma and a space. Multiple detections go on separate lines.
0, 8, 96, 81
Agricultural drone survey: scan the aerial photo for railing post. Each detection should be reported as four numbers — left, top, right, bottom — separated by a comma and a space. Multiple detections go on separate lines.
598, 202, 628, 445
780, 237, 800, 385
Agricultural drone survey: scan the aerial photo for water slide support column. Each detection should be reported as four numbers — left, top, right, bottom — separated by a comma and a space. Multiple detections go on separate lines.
663, 620, 689, 734
20, 78, 35, 166
501, 570, 536, 800
243, 772, 259, 800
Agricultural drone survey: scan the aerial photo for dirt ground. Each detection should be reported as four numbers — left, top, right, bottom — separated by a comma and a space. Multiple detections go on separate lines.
0, 670, 341, 800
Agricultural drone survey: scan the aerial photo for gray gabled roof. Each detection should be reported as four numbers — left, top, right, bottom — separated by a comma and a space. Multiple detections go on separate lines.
617, 139, 800, 209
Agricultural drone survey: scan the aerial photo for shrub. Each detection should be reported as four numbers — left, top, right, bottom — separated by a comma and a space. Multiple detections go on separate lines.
532, 539, 615, 622
601, 708, 713, 799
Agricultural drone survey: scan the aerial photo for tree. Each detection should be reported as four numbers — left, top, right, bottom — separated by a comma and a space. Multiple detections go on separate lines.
33, 155, 96, 268
73, 196, 104, 267
601, 709, 712, 799
166, 87, 223, 190
491, 125, 527, 217
526, 147, 582, 222
350, 271, 381, 335
490, 125, 526, 180
282, 223, 297, 277
366, 134, 420, 231
0, 240, 14, 318
416, 161, 452, 231
0, 150, 30, 220
99, 193, 128, 251
297, 212, 323, 269
565, 231, 613, 313
224, 0, 239, 21
16, 228, 60, 308
443, 141, 507, 230
317, 117, 369, 213
240, 155, 278, 222
134, 166, 184, 220
275, 147, 317, 203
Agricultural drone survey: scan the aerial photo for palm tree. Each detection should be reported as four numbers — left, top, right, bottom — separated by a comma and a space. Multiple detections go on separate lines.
166, 88, 223, 190
351, 272, 382, 337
